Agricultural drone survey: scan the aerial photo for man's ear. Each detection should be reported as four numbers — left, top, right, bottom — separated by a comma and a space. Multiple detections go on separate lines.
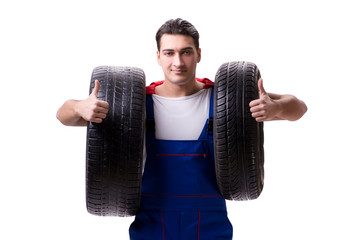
197, 48, 201, 63
157, 51, 161, 66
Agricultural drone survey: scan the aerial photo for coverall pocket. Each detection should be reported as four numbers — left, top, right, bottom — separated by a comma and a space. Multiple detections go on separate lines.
198, 211, 233, 240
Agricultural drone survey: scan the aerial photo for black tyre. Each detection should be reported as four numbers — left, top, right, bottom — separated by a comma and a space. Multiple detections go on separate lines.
214, 61, 264, 201
86, 66, 146, 216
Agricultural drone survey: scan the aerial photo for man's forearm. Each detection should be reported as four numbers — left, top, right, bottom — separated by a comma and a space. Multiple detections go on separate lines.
57, 100, 87, 126
269, 93, 307, 121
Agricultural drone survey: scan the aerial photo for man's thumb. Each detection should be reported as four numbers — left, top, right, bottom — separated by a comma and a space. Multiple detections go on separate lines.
91, 80, 100, 98
258, 78, 267, 96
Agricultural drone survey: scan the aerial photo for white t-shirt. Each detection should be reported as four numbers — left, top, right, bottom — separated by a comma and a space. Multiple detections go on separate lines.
152, 88, 212, 140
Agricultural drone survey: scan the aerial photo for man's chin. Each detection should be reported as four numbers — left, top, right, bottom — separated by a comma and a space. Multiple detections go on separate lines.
166, 76, 193, 86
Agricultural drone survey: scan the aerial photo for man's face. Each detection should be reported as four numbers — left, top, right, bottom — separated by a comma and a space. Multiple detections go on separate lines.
157, 34, 201, 86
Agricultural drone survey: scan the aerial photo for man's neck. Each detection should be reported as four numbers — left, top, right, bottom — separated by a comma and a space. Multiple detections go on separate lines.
155, 79, 204, 97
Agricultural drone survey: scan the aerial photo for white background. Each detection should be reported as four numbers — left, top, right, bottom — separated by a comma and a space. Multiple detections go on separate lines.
1, 0, 359, 239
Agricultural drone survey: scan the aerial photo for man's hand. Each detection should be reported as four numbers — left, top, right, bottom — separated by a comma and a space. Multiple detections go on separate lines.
249, 78, 307, 122
249, 78, 280, 122
57, 80, 109, 126
76, 80, 109, 123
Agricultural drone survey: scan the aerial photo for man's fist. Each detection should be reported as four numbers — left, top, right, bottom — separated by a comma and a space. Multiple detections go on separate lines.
78, 80, 109, 123
249, 78, 280, 122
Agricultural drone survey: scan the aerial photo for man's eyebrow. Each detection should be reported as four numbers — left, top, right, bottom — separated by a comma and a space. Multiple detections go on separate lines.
181, 47, 194, 51
162, 47, 194, 52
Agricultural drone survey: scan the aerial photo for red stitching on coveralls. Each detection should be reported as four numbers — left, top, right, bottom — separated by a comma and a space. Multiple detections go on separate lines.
156, 154, 207, 158
161, 211, 165, 240
198, 211, 201, 240
142, 193, 222, 198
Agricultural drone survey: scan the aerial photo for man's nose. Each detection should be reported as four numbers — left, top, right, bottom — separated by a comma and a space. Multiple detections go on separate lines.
173, 53, 184, 67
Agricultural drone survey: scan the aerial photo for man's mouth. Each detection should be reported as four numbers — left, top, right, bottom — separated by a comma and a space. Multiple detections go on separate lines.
171, 69, 186, 74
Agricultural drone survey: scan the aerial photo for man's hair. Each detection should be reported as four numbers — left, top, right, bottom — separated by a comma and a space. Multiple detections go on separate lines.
156, 18, 200, 51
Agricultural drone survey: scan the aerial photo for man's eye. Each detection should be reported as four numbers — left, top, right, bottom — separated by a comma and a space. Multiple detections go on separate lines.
164, 52, 173, 56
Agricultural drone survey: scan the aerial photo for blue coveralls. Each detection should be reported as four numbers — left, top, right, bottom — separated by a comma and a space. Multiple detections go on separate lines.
129, 88, 233, 240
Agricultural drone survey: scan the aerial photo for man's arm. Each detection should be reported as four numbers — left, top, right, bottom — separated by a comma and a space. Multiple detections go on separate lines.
56, 80, 109, 126
249, 78, 307, 122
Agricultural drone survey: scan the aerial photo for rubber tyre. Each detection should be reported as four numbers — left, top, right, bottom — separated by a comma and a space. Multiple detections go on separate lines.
86, 66, 146, 216
213, 61, 264, 201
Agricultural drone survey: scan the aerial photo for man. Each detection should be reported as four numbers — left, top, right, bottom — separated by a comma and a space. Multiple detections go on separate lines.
57, 18, 307, 239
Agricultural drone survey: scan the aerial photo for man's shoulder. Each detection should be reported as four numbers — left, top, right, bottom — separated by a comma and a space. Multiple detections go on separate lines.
196, 78, 214, 89
146, 81, 164, 94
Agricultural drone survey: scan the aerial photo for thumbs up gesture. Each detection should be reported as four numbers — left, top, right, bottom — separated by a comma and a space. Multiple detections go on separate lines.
249, 78, 279, 122
78, 80, 109, 123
